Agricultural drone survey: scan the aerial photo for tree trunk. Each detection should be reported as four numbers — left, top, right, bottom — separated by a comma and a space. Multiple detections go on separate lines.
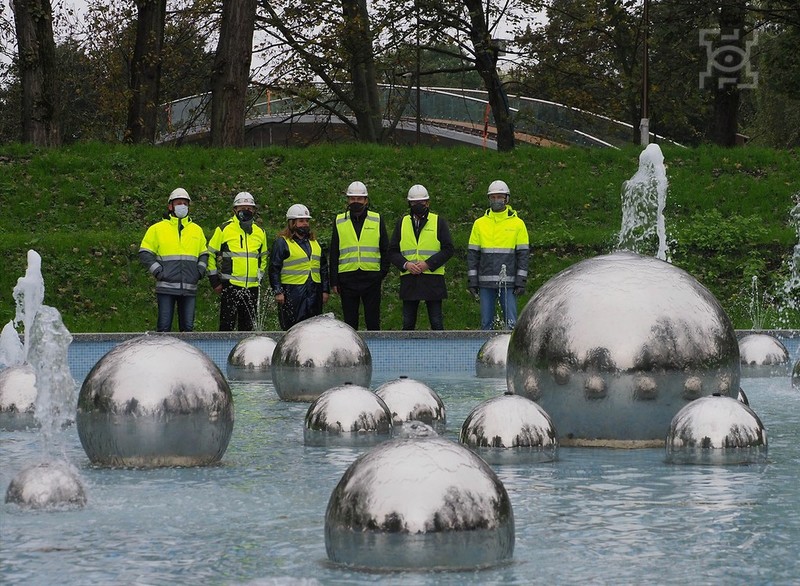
341, 0, 383, 143
210, 0, 257, 147
709, 1, 747, 146
125, 0, 167, 144
11, 0, 60, 146
463, 0, 514, 151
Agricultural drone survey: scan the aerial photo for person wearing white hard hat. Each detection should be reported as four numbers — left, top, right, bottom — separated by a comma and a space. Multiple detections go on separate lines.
329, 180, 389, 330
207, 191, 268, 331
268, 204, 330, 330
467, 180, 530, 330
388, 184, 454, 330
138, 187, 208, 332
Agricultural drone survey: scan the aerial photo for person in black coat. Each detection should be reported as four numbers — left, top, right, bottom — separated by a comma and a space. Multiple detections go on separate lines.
388, 184, 455, 330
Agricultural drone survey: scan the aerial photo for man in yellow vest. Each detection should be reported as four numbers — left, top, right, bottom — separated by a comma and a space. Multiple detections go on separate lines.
139, 187, 208, 332
467, 180, 530, 330
207, 192, 268, 331
329, 180, 389, 330
388, 184, 454, 330
268, 204, 330, 330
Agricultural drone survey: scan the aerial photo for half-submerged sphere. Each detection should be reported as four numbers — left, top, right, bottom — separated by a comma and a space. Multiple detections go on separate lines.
665, 395, 768, 465
325, 437, 514, 570
76, 335, 234, 467
373, 376, 446, 431
738, 333, 790, 377
476, 334, 511, 378
304, 384, 392, 446
507, 251, 740, 446
5, 460, 86, 509
272, 315, 372, 401
226, 334, 277, 381
0, 364, 37, 431
460, 393, 558, 463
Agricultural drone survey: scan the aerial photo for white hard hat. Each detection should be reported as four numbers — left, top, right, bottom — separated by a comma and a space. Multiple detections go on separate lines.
286, 203, 312, 220
346, 181, 368, 197
168, 187, 190, 203
487, 180, 510, 197
232, 191, 256, 207
407, 184, 429, 201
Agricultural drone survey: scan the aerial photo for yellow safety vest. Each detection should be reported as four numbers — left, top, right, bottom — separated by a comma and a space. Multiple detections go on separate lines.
399, 213, 445, 276
335, 210, 381, 272
280, 237, 322, 285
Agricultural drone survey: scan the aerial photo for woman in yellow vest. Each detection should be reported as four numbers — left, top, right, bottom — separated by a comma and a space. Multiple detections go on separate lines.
268, 204, 330, 330
388, 184, 454, 330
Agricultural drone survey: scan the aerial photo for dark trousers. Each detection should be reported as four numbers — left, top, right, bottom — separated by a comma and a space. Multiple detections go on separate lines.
339, 280, 382, 331
156, 293, 196, 332
219, 285, 259, 331
402, 299, 444, 330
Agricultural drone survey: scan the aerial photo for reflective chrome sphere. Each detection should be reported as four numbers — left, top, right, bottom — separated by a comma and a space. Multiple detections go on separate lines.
5, 460, 86, 509
476, 334, 511, 378
666, 395, 768, 465
507, 251, 740, 446
325, 437, 514, 570
0, 364, 37, 431
272, 315, 372, 401
304, 384, 392, 446
76, 335, 234, 467
226, 335, 277, 381
738, 333, 790, 377
373, 376, 446, 431
395, 420, 438, 438
460, 393, 558, 463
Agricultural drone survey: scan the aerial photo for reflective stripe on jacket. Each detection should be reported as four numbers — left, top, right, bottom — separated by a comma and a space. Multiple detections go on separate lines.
399, 213, 445, 276
335, 210, 381, 272
467, 206, 529, 289
280, 237, 322, 285
207, 216, 268, 288
138, 216, 208, 296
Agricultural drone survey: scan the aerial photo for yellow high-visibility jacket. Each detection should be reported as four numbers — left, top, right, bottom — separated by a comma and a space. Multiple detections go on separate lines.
139, 216, 208, 296
207, 216, 268, 288
467, 206, 529, 289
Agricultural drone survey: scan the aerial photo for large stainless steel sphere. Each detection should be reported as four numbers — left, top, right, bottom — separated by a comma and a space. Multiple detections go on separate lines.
272, 314, 372, 401
738, 333, 790, 377
304, 384, 392, 446
5, 460, 86, 509
665, 395, 768, 465
507, 251, 740, 447
0, 364, 37, 431
373, 376, 446, 431
76, 335, 234, 467
476, 334, 511, 378
226, 334, 277, 381
460, 393, 558, 464
325, 437, 514, 570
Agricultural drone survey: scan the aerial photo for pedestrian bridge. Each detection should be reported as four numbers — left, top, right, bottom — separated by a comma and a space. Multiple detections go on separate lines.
157, 85, 678, 149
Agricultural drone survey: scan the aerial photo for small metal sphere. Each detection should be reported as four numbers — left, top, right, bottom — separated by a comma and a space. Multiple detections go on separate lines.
226, 335, 277, 381
373, 376, 446, 431
665, 395, 768, 465
272, 314, 372, 401
76, 335, 234, 468
0, 364, 38, 431
395, 420, 438, 438
738, 334, 790, 377
5, 460, 86, 509
476, 334, 511, 378
507, 251, 740, 446
325, 436, 514, 570
460, 393, 558, 464
304, 384, 392, 447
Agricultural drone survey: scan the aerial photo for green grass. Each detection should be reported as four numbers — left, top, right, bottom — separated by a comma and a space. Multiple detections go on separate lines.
1, 142, 799, 332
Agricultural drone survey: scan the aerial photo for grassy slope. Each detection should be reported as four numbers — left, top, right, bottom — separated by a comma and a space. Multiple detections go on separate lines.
1, 142, 798, 332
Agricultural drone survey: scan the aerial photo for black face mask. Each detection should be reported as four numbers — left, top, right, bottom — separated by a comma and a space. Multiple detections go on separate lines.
236, 209, 254, 222
294, 226, 310, 237
348, 202, 366, 215
410, 203, 428, 216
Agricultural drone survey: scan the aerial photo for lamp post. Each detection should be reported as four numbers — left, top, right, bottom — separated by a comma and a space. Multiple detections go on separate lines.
415, 0, 421, 144
639, 0, 650, 145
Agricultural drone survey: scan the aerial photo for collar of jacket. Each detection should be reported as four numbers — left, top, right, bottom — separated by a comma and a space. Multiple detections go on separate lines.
483, 205, 517, 219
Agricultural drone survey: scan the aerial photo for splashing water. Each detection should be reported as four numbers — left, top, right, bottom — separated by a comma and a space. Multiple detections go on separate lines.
749, 276, 766, 330
617, 143, 670, 261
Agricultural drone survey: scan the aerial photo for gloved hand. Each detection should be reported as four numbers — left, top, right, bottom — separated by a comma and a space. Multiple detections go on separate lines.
468, 287, 479, 297
513, 287, 525, 296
